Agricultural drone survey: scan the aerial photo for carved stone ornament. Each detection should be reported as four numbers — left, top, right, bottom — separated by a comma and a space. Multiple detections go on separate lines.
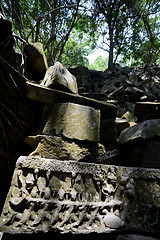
0, 156, 160, 234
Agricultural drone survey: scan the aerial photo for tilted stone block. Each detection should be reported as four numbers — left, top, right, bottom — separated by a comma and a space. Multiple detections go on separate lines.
119, 119, 160, 144
1, 156, 160, 234
26, 81, 117, 120
41, 102, 100, 142
25, 42, 48, 81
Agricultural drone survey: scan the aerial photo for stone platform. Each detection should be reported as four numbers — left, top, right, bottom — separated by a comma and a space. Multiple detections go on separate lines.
0, 156, 160, 234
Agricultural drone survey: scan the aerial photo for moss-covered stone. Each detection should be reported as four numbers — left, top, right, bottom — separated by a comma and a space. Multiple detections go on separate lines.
29, 135, 105, 161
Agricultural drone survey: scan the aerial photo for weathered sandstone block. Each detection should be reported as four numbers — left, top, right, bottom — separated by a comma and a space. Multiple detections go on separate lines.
41, 62, 78, 94
28, 135, 105, 161
41, 102, 100, 142
1, 156, 160, 234
25, 42, 48, 81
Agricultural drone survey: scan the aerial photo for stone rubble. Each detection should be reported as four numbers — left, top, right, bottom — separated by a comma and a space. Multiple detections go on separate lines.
70, 63, 160, 167
103, 63, 160, 103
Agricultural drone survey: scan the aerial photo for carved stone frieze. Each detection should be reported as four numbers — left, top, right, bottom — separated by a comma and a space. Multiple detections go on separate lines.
0, 156, 160, 234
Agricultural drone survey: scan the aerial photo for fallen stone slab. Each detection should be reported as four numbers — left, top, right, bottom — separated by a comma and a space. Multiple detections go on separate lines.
119, 119, 160, 144
26, 81, 117, 119
81, 93, 107, 101
1, 156, 160, 234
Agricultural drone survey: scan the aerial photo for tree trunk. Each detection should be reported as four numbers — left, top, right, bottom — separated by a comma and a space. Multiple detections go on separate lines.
108, 27, 114, 70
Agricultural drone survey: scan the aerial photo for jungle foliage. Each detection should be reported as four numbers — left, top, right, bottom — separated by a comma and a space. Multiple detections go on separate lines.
0, 0, 159, 70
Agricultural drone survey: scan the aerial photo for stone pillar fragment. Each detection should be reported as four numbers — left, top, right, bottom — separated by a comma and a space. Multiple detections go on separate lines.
41, 102, 100, 143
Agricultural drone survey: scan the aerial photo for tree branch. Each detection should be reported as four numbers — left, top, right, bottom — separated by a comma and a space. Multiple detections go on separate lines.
56, 0, 81, 61
38, 4, 77, 22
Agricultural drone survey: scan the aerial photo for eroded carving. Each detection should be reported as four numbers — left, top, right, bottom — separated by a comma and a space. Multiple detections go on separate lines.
0, 156, 160, 234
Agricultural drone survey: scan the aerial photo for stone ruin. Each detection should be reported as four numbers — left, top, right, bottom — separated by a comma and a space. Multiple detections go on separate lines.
0, 18, 160, 240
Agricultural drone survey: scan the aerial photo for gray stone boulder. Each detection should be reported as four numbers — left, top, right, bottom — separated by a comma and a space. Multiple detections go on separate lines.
41, 62, 78, 94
